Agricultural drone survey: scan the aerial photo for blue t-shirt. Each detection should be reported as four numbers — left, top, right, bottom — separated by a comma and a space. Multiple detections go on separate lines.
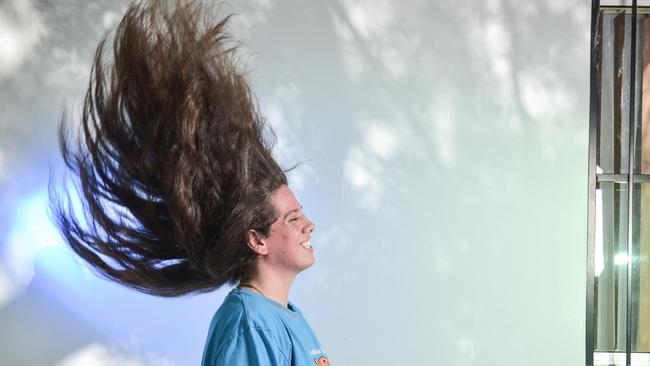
201, 287, 330, 366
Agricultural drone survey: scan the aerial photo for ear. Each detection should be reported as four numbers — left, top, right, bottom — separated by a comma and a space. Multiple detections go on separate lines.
246, 230, 268, 255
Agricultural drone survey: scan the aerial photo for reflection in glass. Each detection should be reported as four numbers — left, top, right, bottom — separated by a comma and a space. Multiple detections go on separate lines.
598, 11, 632, 174
642, 18, 650, 174
592, 5, 650, 363
594, 352, 650, 366
594, 182, 628, 352
634, 183, 650, 351
595, 182, 650, 353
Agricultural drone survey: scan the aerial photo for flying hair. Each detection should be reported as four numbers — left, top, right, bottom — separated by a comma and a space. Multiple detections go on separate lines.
50, 0, 289, 296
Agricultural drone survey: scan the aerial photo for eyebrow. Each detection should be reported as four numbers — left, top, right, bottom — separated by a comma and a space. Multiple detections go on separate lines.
283, 205, 303, 219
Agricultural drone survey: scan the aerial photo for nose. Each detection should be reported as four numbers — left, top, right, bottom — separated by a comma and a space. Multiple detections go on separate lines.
303, 217, 315, 234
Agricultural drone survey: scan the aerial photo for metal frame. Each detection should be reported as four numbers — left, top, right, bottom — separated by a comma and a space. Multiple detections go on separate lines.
626, 3, 639, 366
587, 1, 600, 365
588, 1, 643, 365
596, 174, 650, 183
598, 174, 650, 183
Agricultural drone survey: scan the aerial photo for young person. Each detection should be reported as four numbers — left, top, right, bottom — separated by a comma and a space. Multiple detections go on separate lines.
51, 1, 330, 364
202, 184, 330, 365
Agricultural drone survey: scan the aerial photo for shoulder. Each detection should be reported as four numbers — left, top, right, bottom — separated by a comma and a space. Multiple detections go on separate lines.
209, 289, 271, 335
228, 288, 283, 327
205, 288, 289, 346
202, 289, 292, 365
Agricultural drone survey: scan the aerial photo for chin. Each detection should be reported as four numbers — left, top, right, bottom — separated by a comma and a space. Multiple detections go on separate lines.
301, 258, 316, 270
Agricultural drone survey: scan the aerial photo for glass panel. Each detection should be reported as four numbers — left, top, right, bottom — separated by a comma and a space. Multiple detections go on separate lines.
641, 16, 650, 174
593, 6, 650, 361
598, 11, 631, 174
596, 183, 650, 353
634, 183, 650, 351
595, 182, 629, 352
595, 352, 650, 366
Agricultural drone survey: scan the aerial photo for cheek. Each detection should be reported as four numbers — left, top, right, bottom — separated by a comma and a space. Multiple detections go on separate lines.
269, 225, 301, 257
275, 231, 289, 255
281, 233, 287, 254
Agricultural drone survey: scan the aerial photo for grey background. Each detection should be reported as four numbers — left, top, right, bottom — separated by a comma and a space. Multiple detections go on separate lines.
0, 0, 588, 365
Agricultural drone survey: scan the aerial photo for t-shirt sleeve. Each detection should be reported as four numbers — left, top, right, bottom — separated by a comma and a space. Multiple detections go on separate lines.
213, 326, 289, 366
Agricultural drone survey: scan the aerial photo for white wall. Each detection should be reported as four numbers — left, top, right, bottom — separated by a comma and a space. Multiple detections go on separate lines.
0, 0, 589, 365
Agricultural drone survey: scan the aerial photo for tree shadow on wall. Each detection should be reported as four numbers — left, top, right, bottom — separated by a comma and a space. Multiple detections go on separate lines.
0, 247, 106, 366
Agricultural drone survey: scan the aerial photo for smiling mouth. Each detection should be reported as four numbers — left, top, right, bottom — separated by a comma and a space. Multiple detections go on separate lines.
299, 240, 312, 249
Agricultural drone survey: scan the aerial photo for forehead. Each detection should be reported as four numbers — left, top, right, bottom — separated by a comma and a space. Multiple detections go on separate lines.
270, 185, 301, 214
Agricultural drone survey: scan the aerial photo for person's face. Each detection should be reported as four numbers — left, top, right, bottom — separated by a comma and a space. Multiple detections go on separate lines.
257, 185, 316, 274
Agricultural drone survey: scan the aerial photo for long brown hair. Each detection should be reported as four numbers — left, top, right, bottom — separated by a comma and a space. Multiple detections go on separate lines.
50, 0, 288, 296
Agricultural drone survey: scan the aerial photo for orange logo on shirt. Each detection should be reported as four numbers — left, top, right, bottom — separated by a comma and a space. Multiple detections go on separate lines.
315, 356, 330, 366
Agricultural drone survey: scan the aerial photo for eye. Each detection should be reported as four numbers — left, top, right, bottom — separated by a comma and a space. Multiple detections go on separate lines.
289, 214, 304, 222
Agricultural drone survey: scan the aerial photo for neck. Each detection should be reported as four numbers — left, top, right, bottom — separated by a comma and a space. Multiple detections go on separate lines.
243, 266, 297, 308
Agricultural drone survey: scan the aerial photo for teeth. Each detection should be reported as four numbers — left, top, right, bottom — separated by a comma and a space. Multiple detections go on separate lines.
300, 240, 312, 249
